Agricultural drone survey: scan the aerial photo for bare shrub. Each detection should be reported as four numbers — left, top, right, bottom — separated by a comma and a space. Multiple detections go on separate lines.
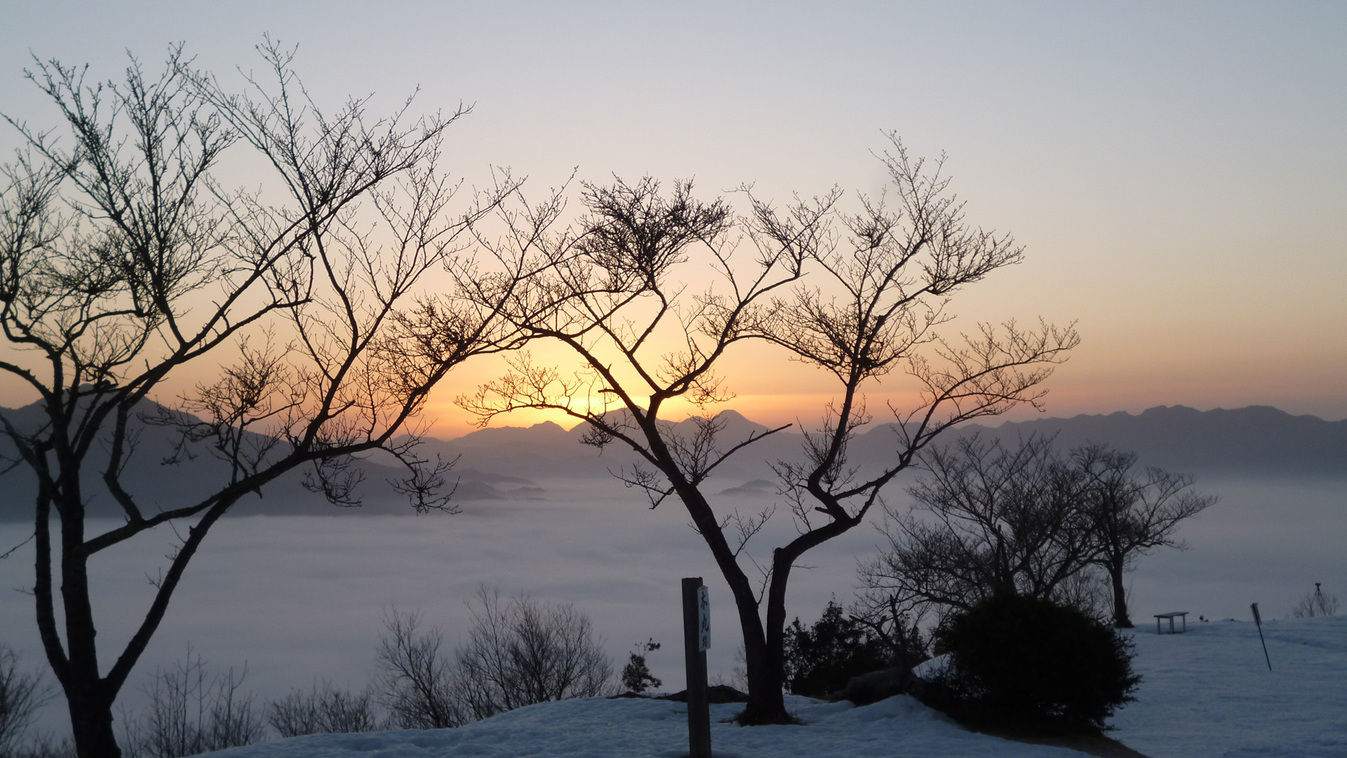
709, 647, 749, 693
375, 608, 465, 729
1, 645, 54, 757
455, 587, 614, 720
269, 682, 384, 738
1291, 583, 1340, 619
121, 651, 264, 758
11, 736, 76, 758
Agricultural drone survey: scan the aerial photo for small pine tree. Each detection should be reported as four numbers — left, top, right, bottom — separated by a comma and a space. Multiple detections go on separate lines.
621, 639, 662, 694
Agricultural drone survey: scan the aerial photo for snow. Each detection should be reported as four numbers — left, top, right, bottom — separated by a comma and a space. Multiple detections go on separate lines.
1114, 615, 1347, 757
201, 615, 1347, 758
204, 695, 1085, 758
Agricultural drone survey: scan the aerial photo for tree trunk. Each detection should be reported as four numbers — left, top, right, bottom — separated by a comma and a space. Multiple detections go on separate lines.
671, 480, 792, 725
1109, 556, 1133, 628
736, 549, 795, 725
738, 649, 787, 724
722, 558, 789, 724
67, 684, 122, 758
59, 512, 126, 758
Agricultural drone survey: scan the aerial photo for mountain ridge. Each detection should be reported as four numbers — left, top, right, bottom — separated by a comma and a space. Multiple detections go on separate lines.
410, 403, 1346, 483
3, 402, 1342, 523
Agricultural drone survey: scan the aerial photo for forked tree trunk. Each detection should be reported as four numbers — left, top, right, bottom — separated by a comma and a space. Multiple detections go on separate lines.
40, 492, 229, 758
735, 549, 798, 725
720, 554, 790, 724
672, 479, 795, 725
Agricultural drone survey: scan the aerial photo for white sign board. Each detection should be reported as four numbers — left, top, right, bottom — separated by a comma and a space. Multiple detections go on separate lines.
697, 586, 710, 651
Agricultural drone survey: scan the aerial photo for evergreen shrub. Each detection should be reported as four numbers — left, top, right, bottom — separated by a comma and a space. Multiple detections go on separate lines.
930, 594, 1139, 732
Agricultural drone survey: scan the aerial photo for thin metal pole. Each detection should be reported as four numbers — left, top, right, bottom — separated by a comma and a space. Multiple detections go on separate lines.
1251, 603, 1272, 671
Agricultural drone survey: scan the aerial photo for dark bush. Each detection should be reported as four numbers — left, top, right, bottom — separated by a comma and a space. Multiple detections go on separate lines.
783, 601, 894, 698
931, 594, 1139, 732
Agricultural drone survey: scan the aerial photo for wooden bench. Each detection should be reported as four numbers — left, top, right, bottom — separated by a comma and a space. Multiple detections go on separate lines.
1155, 611, 1188, 634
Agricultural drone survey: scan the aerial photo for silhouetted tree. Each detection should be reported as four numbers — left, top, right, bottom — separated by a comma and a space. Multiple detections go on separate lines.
861, 435, 1099, 624
374, 592, 612, 728
0, 41, 522, 757
931, 594, 1139, 732
460, 137, 1077, 724
1074, 444, 1216, 627
846, 590, 930, 673
862, 438, 1212, 630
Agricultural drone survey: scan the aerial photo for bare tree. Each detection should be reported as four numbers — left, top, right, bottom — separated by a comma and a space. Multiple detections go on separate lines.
1, 645, 54, 756
1291, 583, 1340, 619
460, 137, 1077, 723
454, 587, 614, 721
1074, 444, 1216, 627
119, 651, 263, 758
374, 608, 465, 730
269, 682, 383, 738
0, 41, 523, 757
860, 434, 1098, 623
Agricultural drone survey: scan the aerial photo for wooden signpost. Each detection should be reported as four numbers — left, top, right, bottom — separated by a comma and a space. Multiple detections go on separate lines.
682, 577, 711, 758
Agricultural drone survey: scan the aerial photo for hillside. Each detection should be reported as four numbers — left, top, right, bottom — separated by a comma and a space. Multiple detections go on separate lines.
0, 399, 501, 522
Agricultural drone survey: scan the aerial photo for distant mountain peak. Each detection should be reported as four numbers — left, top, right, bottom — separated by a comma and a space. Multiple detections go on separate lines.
713, 408, 751, 422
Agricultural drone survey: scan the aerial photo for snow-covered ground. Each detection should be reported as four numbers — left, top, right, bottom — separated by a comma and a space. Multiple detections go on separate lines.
205, 696, 1081, 758
1114, 615, 1347, 758
203, 615, 1346, 758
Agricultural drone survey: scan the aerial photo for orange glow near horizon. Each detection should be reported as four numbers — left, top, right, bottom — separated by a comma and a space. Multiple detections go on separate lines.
3, 4, 1345, 440
5, 320, 1343, 442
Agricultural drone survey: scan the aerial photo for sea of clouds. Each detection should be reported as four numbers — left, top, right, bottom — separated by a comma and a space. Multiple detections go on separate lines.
1, 475, 1342, 739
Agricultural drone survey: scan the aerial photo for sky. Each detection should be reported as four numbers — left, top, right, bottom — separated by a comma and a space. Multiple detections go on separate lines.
2, 1, 1344, 438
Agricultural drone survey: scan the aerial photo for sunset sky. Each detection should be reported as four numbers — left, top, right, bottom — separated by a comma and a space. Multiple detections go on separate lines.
3, 1, 1343, 438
